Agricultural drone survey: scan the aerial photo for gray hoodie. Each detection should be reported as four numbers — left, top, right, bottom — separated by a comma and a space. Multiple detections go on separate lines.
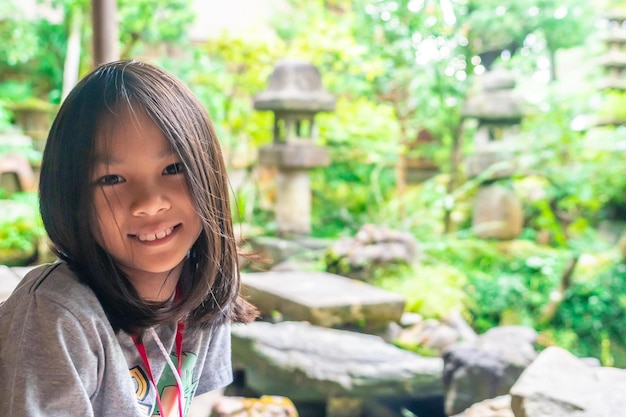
0, 262, 232, 416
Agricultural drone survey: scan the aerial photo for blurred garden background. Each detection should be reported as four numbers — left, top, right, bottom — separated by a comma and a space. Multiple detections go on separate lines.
3, 0, 626, 369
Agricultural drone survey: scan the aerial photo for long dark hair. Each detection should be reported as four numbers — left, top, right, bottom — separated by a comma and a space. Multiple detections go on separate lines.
39, 60, 256, 333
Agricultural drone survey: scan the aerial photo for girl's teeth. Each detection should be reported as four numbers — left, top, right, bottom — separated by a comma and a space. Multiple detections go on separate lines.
138, 227, 173, 242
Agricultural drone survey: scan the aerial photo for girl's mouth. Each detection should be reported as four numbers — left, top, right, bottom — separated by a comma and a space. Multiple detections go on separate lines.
135, 226, 175, 242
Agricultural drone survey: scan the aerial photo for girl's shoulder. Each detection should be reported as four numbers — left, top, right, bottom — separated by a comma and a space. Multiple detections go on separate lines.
20, 261, 92, 296
1, 261, 103, 319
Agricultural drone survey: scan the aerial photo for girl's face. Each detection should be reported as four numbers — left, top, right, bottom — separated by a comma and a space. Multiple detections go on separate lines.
91, 108, 202, 301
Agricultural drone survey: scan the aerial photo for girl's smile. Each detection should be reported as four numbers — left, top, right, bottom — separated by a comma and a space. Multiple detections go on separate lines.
132, 224, 176, 242
92, 108, 202, 301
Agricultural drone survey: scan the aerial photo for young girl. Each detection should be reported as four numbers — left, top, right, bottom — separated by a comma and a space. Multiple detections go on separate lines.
0, 60, 257, 416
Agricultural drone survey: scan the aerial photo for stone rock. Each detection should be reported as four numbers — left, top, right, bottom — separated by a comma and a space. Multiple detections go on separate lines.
444, 310, 479, 344
461, 69, 523, 122
0, 152, 37, 192
245, 236, 309, 271
451, 395, 514, 417
471, 185, 523, 240
231, 321, 444, 402
326, 224, 419, 281
242, 271, 405, 331
210, 395, 298, 417
253, 59, 336, 114
398, 318, 460, 355
244, 236, 333, 271
442, 326, 537, 416
397, 311, 478, 356
258, 143, 330, 169
510, 346, 626, 417
399, 312, 423, 327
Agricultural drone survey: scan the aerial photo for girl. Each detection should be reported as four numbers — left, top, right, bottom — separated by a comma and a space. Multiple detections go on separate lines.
0, 60, 257, 416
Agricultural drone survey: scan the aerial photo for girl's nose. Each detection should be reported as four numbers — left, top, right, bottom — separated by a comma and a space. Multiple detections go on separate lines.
130, 185, 171, 216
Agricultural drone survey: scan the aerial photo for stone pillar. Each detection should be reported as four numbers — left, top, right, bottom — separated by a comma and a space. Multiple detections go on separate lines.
254, 59, 336, 237
257, 142, 330, 236
276, 170, 310, 235
461, 69, 526, 240
471, 184, 523, 240
599, 11, 626, 92
597, 11, 626, 126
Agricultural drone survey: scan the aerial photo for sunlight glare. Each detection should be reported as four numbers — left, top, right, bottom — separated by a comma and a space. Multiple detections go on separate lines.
407, 0, 425, 13
445, 97, 458, 107
474, 65, 486, 75
554, 6, 568, 20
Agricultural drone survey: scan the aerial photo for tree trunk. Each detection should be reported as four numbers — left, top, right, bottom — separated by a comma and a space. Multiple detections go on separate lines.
549, 48, 557, 83
443, 119, 465, 234
91, 0, 119, 66
395, 115, 409, 220
537, 255, 579, 326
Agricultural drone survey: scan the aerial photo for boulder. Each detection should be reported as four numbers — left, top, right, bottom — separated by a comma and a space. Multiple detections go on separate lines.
231, 321, 444, 403
510, 346, 626, 417
443, 326, 537, 416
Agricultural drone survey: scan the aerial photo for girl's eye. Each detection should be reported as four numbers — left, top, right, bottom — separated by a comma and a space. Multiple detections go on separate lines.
164, 162, 185, 175
97, 174, 124, 186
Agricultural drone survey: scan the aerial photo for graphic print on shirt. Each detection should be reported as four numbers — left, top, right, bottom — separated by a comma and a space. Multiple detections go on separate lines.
131, 352, 199, 417
130, 366, 153, 415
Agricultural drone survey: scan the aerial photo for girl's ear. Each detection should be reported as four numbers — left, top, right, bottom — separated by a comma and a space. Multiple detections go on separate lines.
230, 295, 259, 323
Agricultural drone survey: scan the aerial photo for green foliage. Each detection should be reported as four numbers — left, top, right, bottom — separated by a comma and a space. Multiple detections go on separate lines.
553, 262, 626, 366
597, 91, 626, 124
514, 94, 626, 247
0, 138, 43, 166
393, 339, 440, 358
373, 262, 468, 320
0, 3, 39, 66
527, 0, 595, 52
159, 36, 280, 153
273, 0, 379, 98
0, 102, 12, 132
118, 0, 195, 56
311, 97, 399, 236
0, 193, 44, 266
0, 0, 198, 105
424, 238, 570, 331
353, 0, 469, 143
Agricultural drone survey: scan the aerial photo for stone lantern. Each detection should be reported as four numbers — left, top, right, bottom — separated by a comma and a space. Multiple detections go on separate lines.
462, 69, 525, 240
597, 11, 626, 127
254, 59, 336, 237
462, 69, 525, 179
599, 11, 626, 92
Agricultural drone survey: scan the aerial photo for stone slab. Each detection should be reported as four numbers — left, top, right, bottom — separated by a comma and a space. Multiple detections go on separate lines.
232, 321, 444, 401
258, 144, 330, 169
241, 271, 405, 330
